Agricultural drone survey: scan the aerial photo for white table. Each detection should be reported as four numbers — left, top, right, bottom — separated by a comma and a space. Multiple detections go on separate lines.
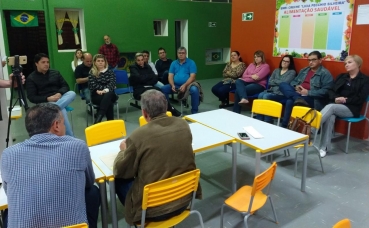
89, 122, 237, 191
184, 109, 310, 192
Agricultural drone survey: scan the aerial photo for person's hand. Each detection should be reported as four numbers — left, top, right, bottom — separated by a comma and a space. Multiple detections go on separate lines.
96, 90, 105, 95
251, 74, 259, 80
299, 88, 308, 96
47, 94, 60, 102
9, 73, 25, 88
171, 85, 176, 92
179, 85, 186, 92
119, 139, 127, 151
335, 97, 347, 104
54, 93, 62, 99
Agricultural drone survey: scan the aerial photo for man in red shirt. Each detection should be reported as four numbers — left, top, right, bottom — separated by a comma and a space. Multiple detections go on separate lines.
279, 51, 333, 127
98, 35, 120, 69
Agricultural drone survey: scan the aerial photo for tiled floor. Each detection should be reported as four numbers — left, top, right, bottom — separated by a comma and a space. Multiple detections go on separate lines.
9, 78, 369, 228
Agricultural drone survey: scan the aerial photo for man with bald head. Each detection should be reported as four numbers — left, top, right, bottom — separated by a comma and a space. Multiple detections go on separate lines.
74, 53, 92, 104
98, 35, 120, 69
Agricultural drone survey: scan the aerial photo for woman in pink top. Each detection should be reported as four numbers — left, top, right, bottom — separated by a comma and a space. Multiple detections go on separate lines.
233, 50, 270, 113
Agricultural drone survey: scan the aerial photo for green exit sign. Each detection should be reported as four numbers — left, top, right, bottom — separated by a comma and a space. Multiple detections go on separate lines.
242, 12, 254, 21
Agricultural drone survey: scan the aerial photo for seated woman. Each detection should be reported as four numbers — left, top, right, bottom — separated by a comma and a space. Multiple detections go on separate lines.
211, 51, 246, 108
89, 54, 118, 124
129, 53, 181, 117
256, 55, 296, 123
71, 49, 83, 72
319, 55, 369, 158
233, 50, 270, 113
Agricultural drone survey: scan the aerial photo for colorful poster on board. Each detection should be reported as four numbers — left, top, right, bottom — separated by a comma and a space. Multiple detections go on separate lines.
118, 52, 136, 73
273, 0, 354, 61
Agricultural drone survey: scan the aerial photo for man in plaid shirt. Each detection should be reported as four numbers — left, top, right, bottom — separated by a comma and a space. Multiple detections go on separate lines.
98, 35, 120, 69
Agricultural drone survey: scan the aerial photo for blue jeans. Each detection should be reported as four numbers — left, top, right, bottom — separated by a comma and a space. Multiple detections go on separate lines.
256, 91, 286, 122
233, 80, 264, 113
81, 87, 91, 104
211, 81, 235, 103
161, 84, 200, 114
115, 178, 134, 206
279, 82, 314, 127
155, 81, 164, 89
52, 91, 76, 137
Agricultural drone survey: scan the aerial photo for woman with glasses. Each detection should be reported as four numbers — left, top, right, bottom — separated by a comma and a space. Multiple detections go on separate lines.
318, 55, 369, 158
233, 50, 270, 113
89, 54, 118, 124
255, 55, 296, 123
211, 51, 246, 108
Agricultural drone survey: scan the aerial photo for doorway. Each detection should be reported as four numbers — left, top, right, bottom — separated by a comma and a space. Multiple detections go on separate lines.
4, 10, 48, 77
174, 20, 188, 58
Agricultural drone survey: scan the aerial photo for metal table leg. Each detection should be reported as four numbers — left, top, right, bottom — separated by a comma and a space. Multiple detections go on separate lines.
301, 140, 308, 192
109, 177, 118, 228
231, 141, 237, 193
98, 179, 108, 228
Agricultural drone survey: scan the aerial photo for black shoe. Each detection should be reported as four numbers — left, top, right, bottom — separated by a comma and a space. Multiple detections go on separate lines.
94, 114, 104, 124
181, 99, 189, 108
170, 107, 182, 117
294, 98, 310, 107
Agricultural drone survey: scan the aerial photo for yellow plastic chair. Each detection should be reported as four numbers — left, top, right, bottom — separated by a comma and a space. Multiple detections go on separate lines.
251, 99, 283, 126
220, 162, 278, 228
63, 223, 88, 228
333, 218, 351, 228
138, 111, 172, 127
85, 119, 126, 147
131, 169, 204, 228
288, 106, 324, 176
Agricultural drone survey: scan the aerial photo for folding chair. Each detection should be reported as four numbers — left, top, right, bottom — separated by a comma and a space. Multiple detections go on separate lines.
289, 106, 324, 176
129, 169, 204, 228
332, 218, 351, 228
337, 95, 369, 153
220, 162, 278, 228
251, 99, 283, 126
114, 69, 138, 120
138, 111, 172, 127
63, 223, 88, 228
85, 119, 127, 147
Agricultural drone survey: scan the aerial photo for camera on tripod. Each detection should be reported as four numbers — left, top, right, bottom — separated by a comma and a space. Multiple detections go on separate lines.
5, 55, 28, 147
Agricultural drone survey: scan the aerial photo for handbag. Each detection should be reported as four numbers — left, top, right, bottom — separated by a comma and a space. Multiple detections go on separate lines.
287, 108, 317, 142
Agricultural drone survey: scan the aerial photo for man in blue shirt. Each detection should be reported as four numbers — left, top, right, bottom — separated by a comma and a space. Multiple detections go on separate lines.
161, 47, 200, 114
1, 103, 100, 228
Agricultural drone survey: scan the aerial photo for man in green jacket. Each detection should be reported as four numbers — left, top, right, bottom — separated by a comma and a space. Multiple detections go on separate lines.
113, 89, 201, 225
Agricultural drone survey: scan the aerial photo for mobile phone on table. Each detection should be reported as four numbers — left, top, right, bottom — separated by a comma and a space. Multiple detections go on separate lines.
237, 132, 250, 140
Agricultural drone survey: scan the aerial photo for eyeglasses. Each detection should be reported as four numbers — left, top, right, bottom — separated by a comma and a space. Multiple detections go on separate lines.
307, 58, 318, 62
282, 60, 290, 63
178, 52, 186, 54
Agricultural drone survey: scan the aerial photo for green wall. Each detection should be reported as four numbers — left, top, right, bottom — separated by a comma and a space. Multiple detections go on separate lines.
1, 0, 231, 88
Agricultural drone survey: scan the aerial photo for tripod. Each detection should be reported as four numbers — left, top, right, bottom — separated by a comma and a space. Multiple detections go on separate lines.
6, 56, 28, 148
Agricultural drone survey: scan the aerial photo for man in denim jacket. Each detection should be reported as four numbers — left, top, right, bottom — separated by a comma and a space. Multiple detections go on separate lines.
279, 51, 333, 128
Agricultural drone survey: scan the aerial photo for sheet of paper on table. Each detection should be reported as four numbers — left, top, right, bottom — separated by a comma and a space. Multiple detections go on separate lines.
100, 152, 119, 170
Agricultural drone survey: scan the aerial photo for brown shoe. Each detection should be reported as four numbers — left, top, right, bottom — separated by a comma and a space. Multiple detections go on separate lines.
294, 98, 310, 107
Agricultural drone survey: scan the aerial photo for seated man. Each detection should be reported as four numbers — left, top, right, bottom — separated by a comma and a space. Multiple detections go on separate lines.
1, 103, 100, 228
161, 47, 200, 114
279, 50, 333, 128
74, 52, 92, 105
142, 50, 164, 88
129, 53, 180, 116
155, 47, 173, 85
26, 53, 76, 136
113, 90, 201, 226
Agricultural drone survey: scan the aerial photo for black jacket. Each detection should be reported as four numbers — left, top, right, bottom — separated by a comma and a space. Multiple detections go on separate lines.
129, 63, 158, 99
26, 69, 69, 104
328, 72, 369, 117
